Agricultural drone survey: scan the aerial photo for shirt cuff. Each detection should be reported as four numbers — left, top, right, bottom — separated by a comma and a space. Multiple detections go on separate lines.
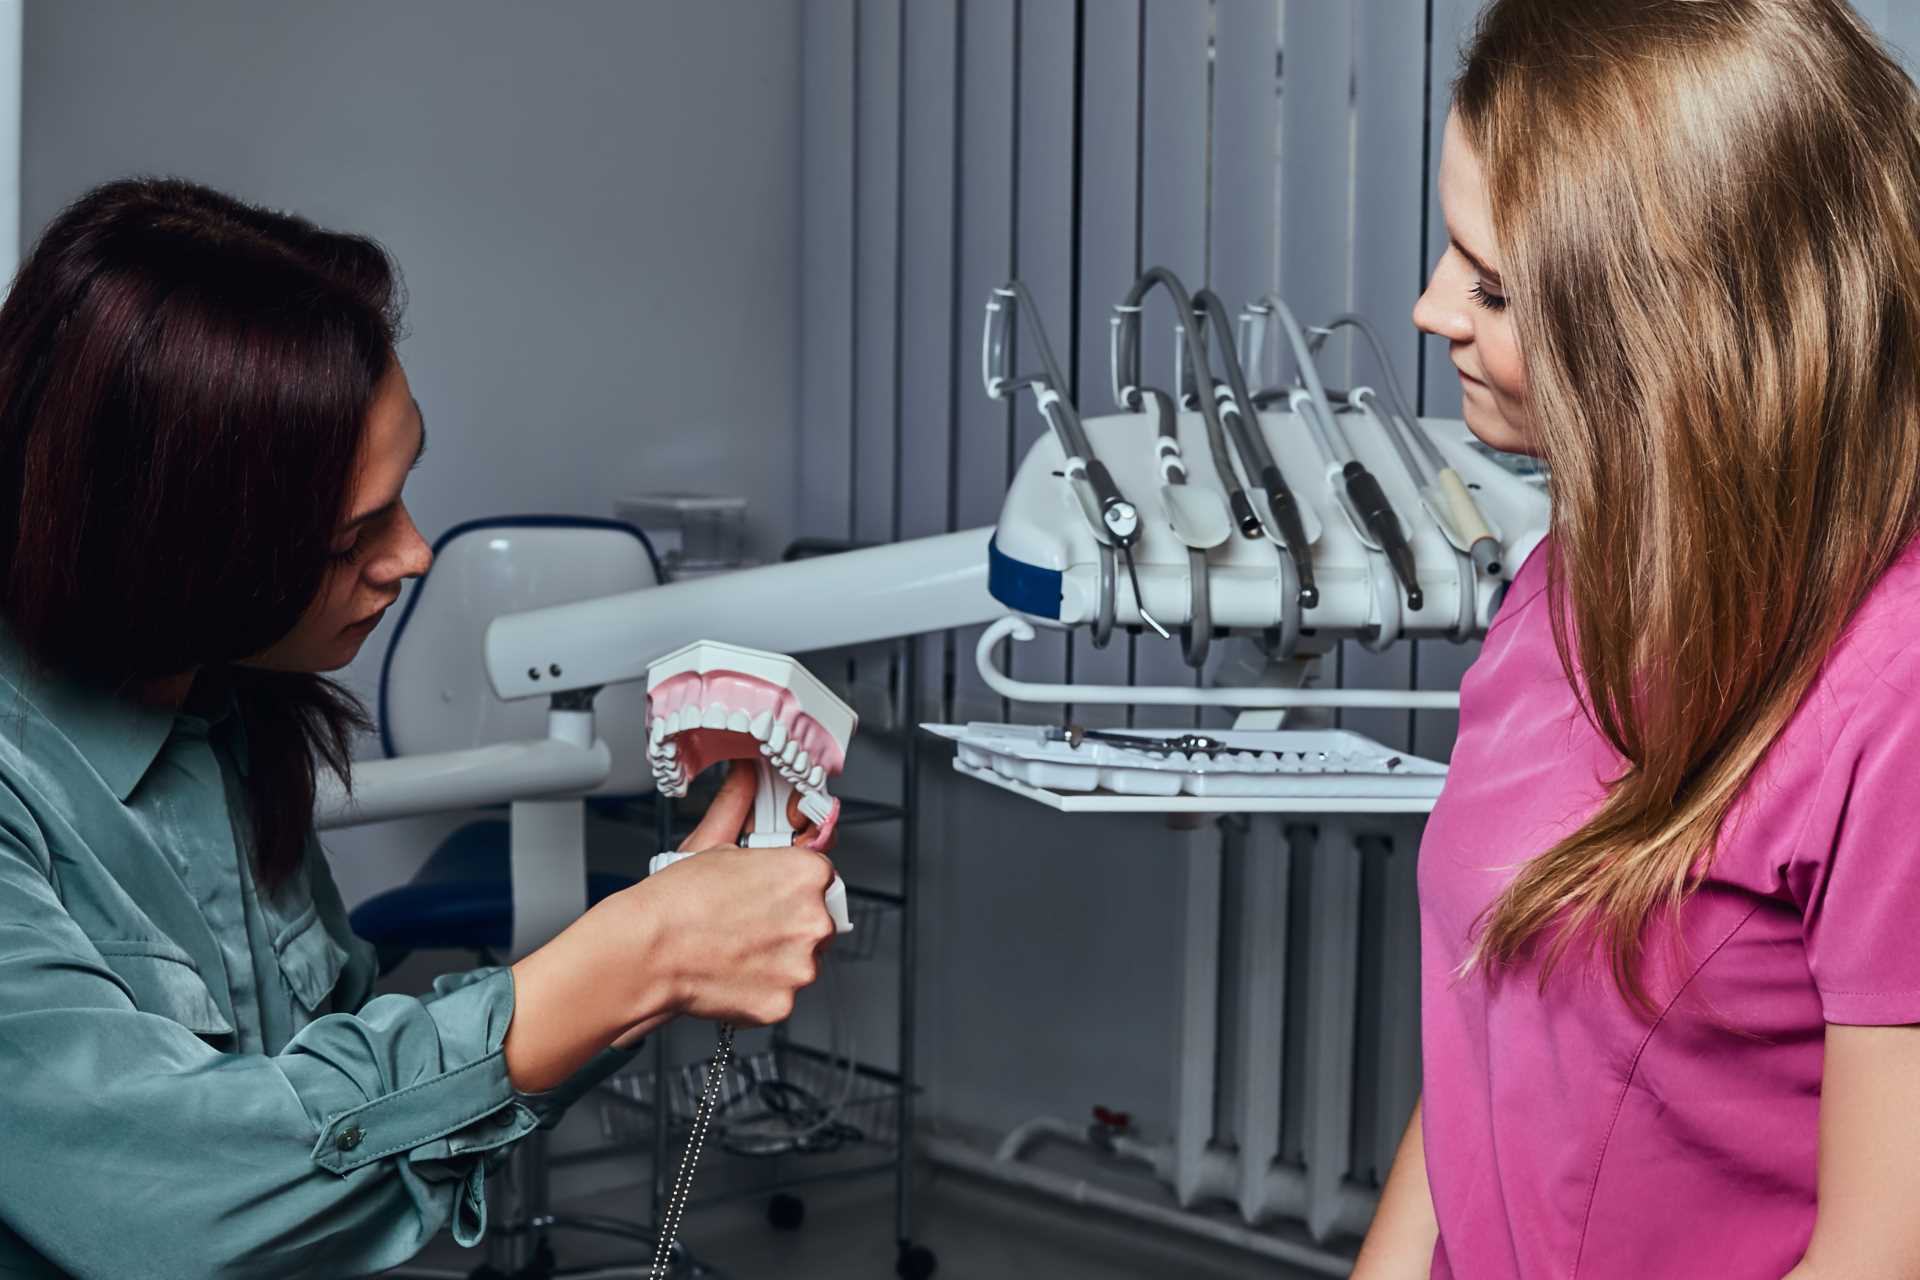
308, 967, 538, 1177
516, 1040, 647, 1129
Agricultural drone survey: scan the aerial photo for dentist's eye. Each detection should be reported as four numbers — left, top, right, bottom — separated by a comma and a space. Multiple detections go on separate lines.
1468, 280, 1508, 312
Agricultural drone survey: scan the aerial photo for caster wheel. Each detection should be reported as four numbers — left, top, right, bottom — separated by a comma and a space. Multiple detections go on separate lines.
895, 1242, 938, 1279
767, 1192, 806, 1231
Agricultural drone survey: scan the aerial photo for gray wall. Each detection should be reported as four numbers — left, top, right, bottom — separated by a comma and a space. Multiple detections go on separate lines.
22, 0, 804, 903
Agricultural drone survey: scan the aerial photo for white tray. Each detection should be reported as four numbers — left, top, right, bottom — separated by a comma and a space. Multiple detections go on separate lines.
922, 723, 1446, 802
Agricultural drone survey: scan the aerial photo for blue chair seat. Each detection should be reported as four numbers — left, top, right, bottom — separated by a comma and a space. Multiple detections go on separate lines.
350, 818, 636, 963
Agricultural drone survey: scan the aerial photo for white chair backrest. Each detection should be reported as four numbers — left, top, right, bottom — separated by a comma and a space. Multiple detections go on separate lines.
381, 519, 659, 796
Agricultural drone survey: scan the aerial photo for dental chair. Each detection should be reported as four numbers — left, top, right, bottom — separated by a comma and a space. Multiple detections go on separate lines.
350, 515, 660, 968
348, 515, 664, 1280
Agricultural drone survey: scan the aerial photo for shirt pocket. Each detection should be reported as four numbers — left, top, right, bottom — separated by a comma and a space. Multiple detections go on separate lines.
271, 902, 350, 1016
93, 938, 235, 1038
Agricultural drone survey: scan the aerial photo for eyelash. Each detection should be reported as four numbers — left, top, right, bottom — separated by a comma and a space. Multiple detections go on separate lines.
328, 539, 365, 567
1468, 280, 1509, 312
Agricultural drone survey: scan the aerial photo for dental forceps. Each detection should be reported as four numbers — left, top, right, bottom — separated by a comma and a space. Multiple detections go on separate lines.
985, 281, 1168, 647
1240, 294, 1424, 612
1113, 268, 1312, 657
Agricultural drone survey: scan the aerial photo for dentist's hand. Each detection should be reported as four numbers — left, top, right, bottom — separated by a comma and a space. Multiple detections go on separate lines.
640, 761, 840, 1026
506, 762, 838, 1089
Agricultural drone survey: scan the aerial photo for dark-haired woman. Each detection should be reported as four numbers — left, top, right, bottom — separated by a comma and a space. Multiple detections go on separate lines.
0, 178, 836, 1278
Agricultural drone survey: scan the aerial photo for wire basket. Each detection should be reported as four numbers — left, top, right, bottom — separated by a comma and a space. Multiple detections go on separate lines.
598, 1043, 905, 1157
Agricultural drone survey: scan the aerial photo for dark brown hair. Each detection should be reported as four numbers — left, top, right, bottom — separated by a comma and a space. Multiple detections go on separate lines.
0, 177, 404, 889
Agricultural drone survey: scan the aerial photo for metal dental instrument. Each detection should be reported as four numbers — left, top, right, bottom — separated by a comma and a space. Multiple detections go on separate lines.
987, 281, 1168, 643
1240, 294, 1424, 611
1314, 311, 1503, 577
1113, 269, 1314, 633
1047, 723, 1229, 756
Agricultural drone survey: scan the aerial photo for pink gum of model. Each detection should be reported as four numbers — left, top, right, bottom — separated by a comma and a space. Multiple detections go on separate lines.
649, 669, 847, 850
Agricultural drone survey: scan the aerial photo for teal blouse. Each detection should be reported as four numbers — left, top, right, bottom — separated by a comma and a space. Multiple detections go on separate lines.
0, 635, 627, 1278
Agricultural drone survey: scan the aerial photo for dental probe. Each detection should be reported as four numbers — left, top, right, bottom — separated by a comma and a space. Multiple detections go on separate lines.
1115, 268, 1318, 612
986, 282, 1169, 640
1314, 312, 1503, 577
1240, 295, 1424, 610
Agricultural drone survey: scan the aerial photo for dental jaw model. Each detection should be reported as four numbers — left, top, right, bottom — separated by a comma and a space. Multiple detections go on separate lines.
643, 639, 855, 933
643, 640, 858, 1279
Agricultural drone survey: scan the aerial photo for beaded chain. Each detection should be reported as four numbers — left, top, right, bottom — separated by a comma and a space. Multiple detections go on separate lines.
649, 1023, 736, 1279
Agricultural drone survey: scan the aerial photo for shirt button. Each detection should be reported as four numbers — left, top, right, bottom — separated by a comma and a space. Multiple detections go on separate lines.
336, 1125, 365, 1152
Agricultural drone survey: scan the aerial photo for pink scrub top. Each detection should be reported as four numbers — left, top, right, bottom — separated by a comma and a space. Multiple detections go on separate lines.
1419, 538, 1920, 1279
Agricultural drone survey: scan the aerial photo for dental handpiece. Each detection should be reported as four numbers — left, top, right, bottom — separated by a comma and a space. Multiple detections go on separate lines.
1243, 294, 1423, 609
1318, 312, 1503, 577
1294, 393, 1424, 612
1117, 270, 1281, 552
989, 283, 1140, 551
1189, 288, 1320, 608
1166, 323, 1263, 537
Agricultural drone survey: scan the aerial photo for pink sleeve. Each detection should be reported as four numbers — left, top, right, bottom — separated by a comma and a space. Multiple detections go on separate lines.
1791, 658, 1920, 1025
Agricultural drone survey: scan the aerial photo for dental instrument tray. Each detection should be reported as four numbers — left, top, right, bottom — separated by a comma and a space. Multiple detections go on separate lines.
924, 722, 1446, 802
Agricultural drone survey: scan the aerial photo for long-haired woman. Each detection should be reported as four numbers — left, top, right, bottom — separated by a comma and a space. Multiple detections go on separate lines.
0, 177, 834, 1277
1353, 2, 1920, 1275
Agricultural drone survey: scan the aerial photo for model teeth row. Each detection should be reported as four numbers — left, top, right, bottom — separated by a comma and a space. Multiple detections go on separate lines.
646, 703, 829, 796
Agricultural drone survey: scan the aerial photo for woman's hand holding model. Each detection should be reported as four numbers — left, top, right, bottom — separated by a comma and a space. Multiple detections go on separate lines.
504, 762, 837, 1091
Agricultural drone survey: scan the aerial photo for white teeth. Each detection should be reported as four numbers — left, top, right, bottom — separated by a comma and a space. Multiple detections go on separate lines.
758, 740, 774, 755
649, 717, 665, 743
807, 765, 824, 789
668, 707, 687, 735
702, 702, 728, 730
726, 709, 751, 733
768, 720, 788, 752
749, 710, 773, 740
779, 741, 799, 764
662, 741, 677, 759
792, 750, 810, 775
